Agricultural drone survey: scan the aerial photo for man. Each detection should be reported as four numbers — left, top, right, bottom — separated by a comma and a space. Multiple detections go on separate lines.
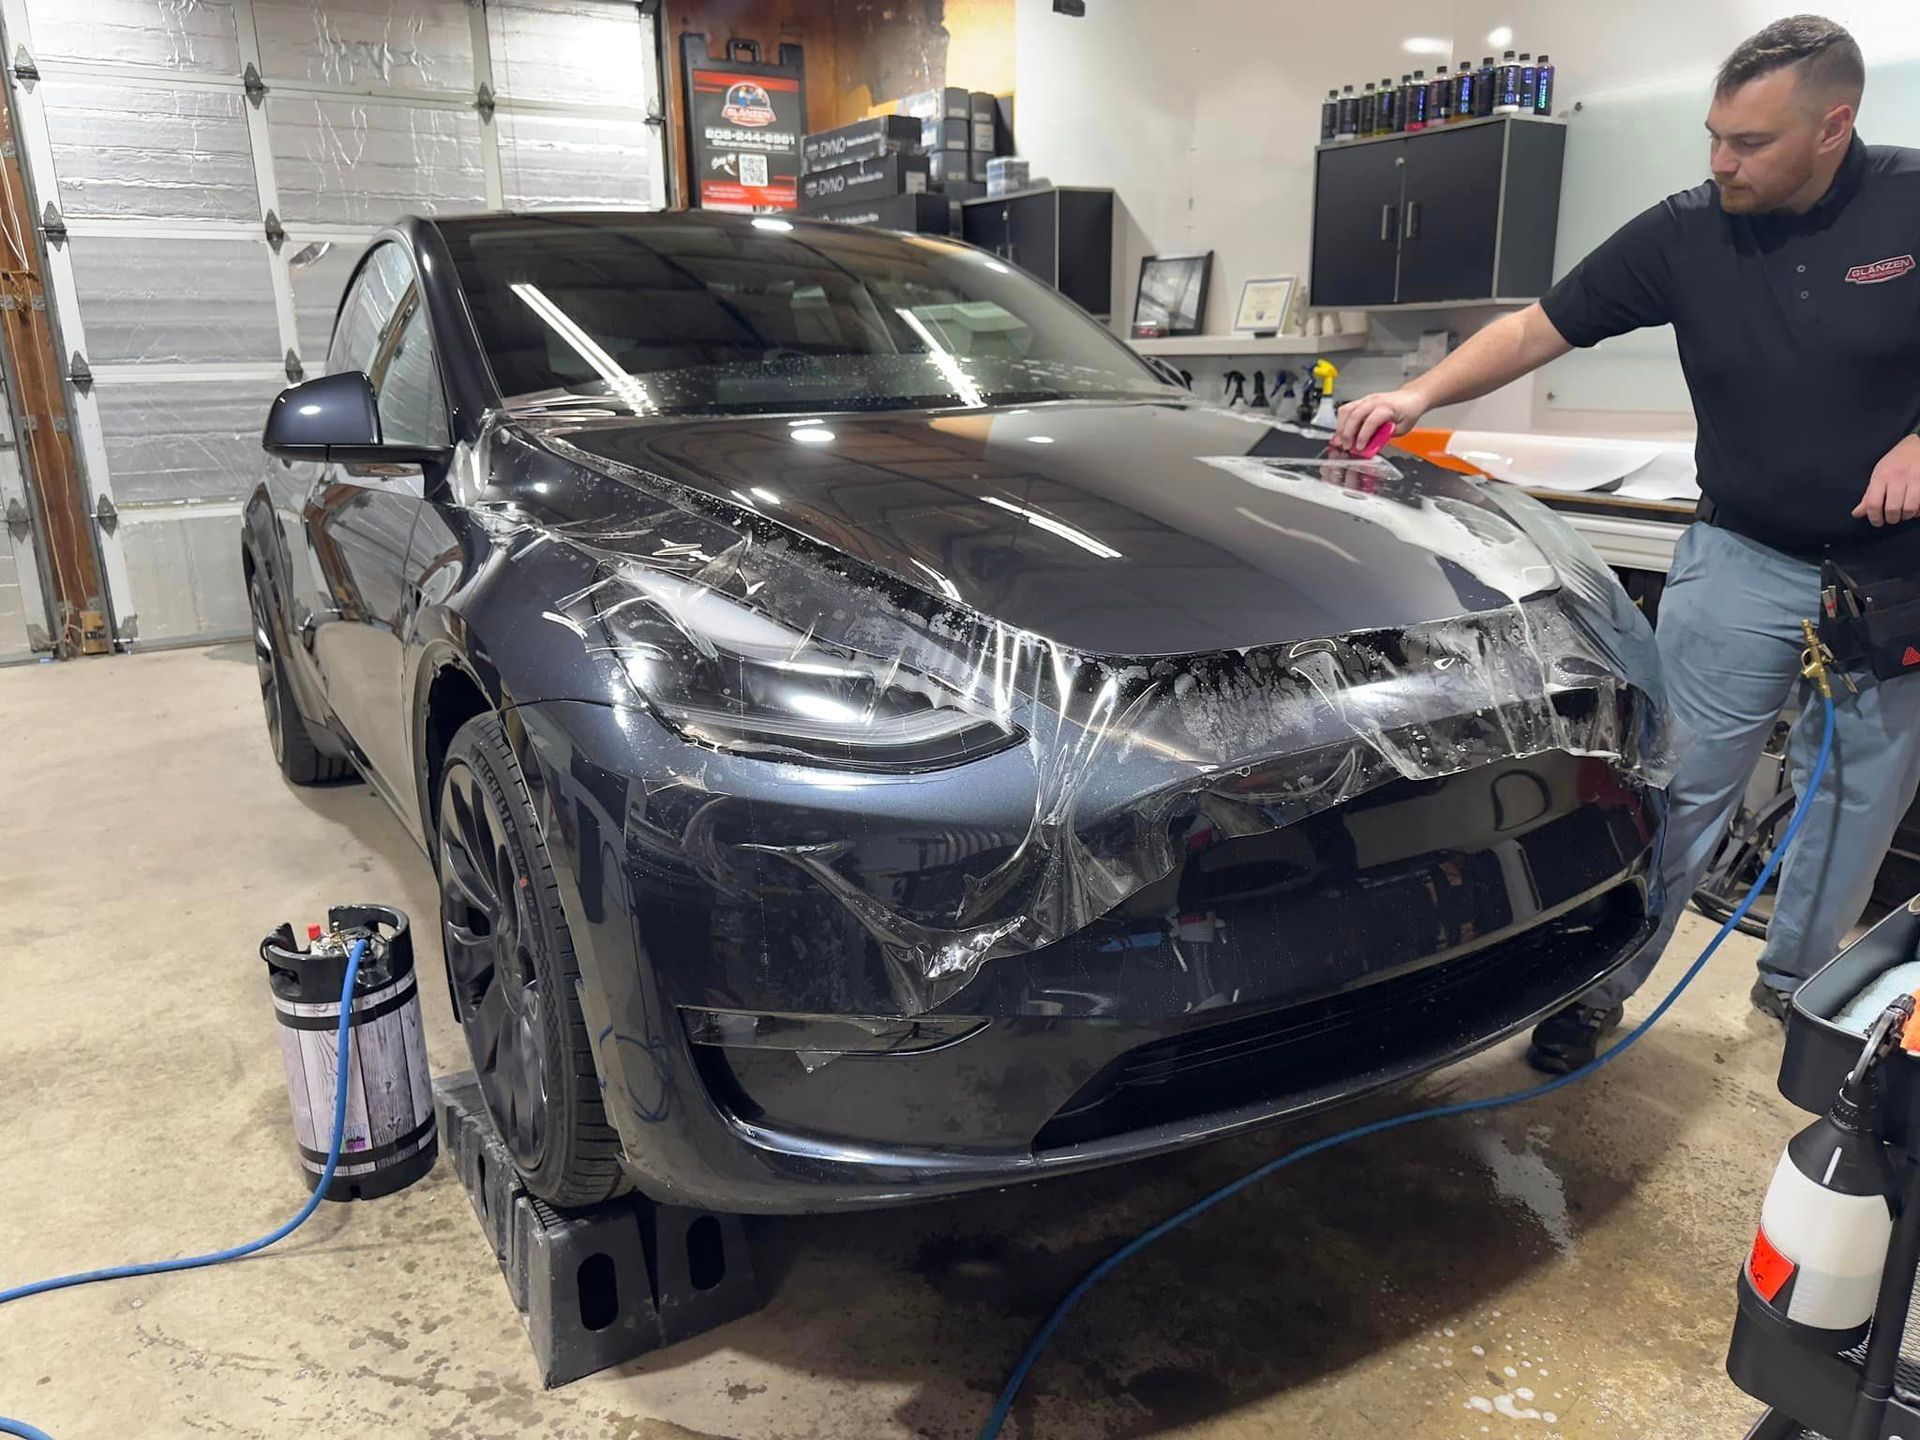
1335, 15, 1920, 1074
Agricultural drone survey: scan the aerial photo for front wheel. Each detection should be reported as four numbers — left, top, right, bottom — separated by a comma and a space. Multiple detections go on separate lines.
436, 712, 625, 1207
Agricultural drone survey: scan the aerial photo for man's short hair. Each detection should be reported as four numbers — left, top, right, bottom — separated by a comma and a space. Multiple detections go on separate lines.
1716, 15, 1864, 107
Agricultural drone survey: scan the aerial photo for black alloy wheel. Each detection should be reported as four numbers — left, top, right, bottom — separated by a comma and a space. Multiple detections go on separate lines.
435, 712, 624, 1206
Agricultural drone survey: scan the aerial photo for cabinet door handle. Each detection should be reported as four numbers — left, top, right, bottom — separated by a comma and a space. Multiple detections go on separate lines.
1380, 204, 1397, 241
1404, 201, 1421, 239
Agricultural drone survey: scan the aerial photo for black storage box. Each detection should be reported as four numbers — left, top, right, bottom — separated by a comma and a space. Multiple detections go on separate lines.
902, 86, 970, 121
921, 116, 970, 152
800, 154, 930, 212
816, 192, 959, 235
970, 91, 1000, 154
802, 115, 920, 173
969, 148, 991, 182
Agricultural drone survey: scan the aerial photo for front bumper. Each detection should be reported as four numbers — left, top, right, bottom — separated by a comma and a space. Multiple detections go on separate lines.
508, 699, 1664, 1213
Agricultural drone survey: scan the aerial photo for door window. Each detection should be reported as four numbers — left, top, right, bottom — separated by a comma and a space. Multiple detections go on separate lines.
325, 241, 449, 447
370, 292, 450, 448
327, 243, 414, 377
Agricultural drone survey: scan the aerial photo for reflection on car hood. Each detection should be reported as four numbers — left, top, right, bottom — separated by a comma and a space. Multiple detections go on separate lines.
527, 400, 1558, 656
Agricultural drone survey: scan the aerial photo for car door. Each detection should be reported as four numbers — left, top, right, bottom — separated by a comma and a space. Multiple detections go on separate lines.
301, 243, 450, 806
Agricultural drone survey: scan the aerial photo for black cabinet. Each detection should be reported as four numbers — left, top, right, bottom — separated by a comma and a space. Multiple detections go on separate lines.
962, 186, 1114, 318
1310, 115, 1565, 308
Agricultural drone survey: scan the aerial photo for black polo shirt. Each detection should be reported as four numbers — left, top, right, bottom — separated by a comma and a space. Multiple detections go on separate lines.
1541, 135, 1920, 566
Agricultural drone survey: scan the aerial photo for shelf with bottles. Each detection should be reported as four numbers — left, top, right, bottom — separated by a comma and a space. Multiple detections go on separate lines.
1323, 52, 1558, 145
1313, 110, 1565, 152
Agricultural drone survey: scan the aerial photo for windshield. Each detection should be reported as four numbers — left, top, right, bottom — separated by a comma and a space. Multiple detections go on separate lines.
435, 213, 1177, 418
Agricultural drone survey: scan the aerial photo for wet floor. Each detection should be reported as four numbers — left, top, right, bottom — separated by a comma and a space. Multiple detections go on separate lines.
0, 646, 1802, 1438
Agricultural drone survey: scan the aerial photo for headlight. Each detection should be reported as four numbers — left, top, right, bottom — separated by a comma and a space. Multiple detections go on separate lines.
593, 566, 1024, 771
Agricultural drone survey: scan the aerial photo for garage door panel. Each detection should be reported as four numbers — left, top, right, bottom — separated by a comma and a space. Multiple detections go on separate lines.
486, 0, 648, 106
268, 97, 485, 224
68, 237, 280, 365
121, 510, 249, 642
498, 110, 658, 209
253, 0, 476, 93
23, 0, 241, 75
288, 238, 369, 364
96, 377, 284, 503
42, 80, 258, 220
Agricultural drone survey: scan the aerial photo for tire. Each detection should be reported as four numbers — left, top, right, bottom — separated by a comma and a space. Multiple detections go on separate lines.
436, 712, 625, 1207
248, 571, 354, 786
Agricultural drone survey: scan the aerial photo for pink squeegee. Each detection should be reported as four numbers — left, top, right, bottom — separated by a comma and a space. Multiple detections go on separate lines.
1353, 422, 1395, 460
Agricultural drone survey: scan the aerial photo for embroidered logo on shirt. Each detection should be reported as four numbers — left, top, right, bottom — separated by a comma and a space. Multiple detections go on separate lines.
1845, 254, 1916, 284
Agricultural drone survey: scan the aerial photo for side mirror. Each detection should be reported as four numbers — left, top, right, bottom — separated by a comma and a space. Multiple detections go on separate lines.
262, 372, 450, 467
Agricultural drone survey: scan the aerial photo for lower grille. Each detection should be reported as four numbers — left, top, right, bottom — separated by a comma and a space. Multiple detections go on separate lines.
1033, 882, 1649, 1152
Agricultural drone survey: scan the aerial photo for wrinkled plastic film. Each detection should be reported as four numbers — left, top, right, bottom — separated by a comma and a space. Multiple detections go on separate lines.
480, 424, 1674, 1016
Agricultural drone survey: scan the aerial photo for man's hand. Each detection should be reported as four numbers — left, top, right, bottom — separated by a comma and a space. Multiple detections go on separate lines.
1853, 434, 1920, 527
1333, 388, 1430, 454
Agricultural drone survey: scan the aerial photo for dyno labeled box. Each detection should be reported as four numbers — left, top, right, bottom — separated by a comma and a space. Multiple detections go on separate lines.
800, 154, 931, 212
802, 114, 921, 174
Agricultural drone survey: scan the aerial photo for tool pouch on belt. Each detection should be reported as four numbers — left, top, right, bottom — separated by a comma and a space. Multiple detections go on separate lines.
1818, 558, 1920, 681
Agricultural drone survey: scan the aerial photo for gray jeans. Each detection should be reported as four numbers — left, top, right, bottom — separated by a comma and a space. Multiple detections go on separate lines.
1585, 522, 1920, 1008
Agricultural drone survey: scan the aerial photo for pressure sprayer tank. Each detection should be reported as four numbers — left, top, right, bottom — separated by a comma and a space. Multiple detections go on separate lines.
261, 904, 437, 1201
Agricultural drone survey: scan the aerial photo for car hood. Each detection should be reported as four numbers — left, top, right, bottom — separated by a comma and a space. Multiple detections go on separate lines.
525, 400, 1560, 656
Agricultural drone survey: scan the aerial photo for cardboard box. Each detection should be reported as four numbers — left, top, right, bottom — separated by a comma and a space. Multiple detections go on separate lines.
802, 115, 920, 173
969, 148, 991, 182
901, 86, 970, 121
815, 191, 959, 235
920, 116, 970, 152
800, 153, 930, 212
928, 149, 969, 187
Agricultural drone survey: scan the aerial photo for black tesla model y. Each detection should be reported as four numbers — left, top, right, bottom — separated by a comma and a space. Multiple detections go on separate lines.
243, 211, 1671, 1213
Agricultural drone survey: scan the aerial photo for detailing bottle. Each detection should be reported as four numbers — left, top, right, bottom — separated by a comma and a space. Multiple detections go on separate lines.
1519, 53, 1538, 112
1321, 87, 1338, 143
1359, 81, 1378, 137
1406, 69, 1429, 131
1336, 83, 1359, 140
1533, 54, 1555, 115
1742, 1059, 1898, 1350
1427, 67, 1452, 125
1451, 61, 1476, 121
1396, 74, 1415, 131
1495, 49, 1522, 113
1476, 56, 1497, 116
1376, 76, 1398, 134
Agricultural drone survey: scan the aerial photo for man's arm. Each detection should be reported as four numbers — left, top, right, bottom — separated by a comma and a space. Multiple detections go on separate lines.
1854, 435, 1920, 526
1332, 303, 1572, 452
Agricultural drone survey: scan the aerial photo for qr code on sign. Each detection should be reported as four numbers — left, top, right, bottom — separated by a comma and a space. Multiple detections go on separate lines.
738, 152, 768, 187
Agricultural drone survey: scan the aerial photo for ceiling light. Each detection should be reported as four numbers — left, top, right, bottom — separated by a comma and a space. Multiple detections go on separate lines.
1487, 25, 1513, 48
752, 217, 794, 232
1402, 36, 1450, 55
1026, 435, 1054, 444
790, 427, 834, 444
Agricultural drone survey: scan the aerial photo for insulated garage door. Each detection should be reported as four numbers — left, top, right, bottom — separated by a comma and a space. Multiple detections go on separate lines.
0, 0, 665, 647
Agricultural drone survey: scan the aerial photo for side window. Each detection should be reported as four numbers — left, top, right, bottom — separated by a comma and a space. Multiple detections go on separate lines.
370, 292, 450, 448
327, 243, 413, 377
326, 241, 448, 449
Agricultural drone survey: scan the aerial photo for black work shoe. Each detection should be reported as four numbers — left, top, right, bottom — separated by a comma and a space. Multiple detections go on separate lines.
1750, 977, 1794, 1024
1526, 1002, 1627, 1075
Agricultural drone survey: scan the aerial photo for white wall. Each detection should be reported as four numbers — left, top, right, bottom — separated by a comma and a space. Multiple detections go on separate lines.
1015, 0, 1920, 437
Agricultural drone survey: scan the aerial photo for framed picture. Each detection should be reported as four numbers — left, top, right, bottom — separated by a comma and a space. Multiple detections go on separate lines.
1233, 276, 1298, 336
1132, 252, 1212, 336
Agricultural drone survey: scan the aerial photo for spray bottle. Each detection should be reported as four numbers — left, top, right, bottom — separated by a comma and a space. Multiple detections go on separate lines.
1742, 998, 1908, 1350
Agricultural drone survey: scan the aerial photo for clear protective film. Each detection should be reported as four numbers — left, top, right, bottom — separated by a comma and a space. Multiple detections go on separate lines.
475, 419, 1675, 1017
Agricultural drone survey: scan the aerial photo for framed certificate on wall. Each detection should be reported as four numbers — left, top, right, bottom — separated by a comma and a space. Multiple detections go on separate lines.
1233, 276, 1298, 336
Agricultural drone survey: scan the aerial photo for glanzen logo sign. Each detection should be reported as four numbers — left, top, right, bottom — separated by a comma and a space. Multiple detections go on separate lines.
1845, 254, 1916, 284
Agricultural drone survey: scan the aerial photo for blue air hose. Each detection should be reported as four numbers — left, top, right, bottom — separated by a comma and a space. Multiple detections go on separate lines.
0, 938, 368, 1440
979, 694, 1838, 1439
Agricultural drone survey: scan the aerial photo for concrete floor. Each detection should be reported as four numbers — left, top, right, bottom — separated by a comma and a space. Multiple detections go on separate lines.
0, 645, 1813, 1439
